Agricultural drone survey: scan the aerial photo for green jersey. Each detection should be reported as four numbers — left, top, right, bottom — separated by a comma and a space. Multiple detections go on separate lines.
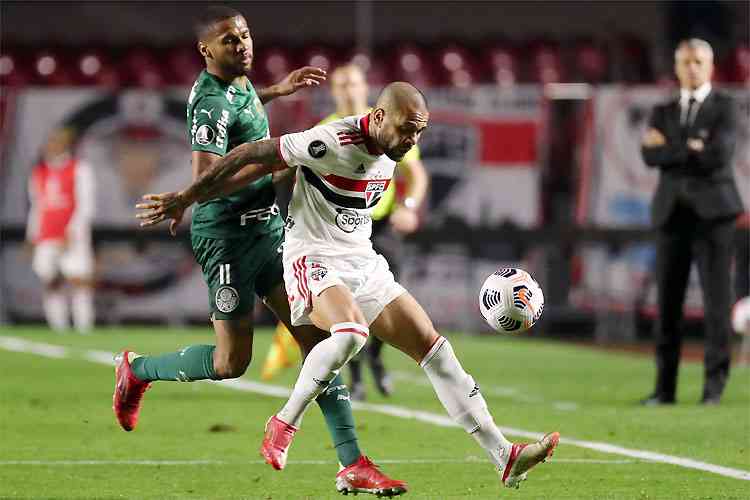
187, 70, 283, 239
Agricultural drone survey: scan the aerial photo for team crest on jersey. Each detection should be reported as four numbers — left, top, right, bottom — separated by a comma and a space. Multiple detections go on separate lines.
365, 180, 387, 207
308, 140, 327, 158
195, 124, 215, 145
309, 262, 328, 281
215, 286, 239, 313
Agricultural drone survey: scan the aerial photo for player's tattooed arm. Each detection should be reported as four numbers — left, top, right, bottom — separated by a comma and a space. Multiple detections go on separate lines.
135, 139, 283, 231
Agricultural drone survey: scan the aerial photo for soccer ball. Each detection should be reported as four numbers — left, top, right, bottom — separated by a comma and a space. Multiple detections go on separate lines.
479, 268, 544, 334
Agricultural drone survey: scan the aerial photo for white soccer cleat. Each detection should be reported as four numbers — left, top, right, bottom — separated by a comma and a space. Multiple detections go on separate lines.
500, 432, 560, 489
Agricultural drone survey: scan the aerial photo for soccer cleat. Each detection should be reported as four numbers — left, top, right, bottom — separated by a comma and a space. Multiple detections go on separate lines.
112, 351, 150, 432
501, 432, 560, 489
335, 455, 408, 497
260, 415, 298, 470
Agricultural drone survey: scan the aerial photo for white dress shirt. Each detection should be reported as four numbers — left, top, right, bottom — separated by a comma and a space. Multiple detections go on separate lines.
679, 82, 712, 126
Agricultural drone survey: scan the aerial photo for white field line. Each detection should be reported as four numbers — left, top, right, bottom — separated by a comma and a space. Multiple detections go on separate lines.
391, 370, 580, 411
0, 458, 635, 466
1, 336, 749, 481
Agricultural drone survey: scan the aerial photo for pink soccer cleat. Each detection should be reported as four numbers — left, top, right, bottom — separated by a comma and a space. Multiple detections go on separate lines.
335, 455, 408, 497
112, 351, 150, 431
501, 432, 560, 489
260, 415, 298, 470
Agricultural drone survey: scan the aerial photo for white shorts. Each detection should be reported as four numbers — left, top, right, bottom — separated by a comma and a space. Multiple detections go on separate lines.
32, 238, 94, 283
283, 248, 406, 327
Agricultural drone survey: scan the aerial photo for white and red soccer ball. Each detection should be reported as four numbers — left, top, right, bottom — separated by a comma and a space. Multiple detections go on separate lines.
479, 268, 544, 334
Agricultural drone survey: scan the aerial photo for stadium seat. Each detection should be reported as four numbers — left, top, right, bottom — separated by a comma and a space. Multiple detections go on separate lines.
0, 49, 33, 86
435, 43, 481, 87
527, 41, 564, 83
390, 43, 436, 87
483, 44, 519, 88
74, 49, 121, 87
726, 45, 749, 84
617, 35, 652, 83
121, 47, 165, 88
254, 45, 295, 86
165, 46, 203, 86
342, 50, 391, 86
301, 45, 338, 73
572, 41, 609, 83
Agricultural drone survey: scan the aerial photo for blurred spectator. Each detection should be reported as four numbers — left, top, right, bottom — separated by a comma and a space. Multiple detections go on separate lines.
27, 127, 96, 333
640, 39, 743, 406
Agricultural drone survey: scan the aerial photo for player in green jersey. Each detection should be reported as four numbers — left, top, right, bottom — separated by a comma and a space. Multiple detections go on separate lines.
113, 6, 407, 496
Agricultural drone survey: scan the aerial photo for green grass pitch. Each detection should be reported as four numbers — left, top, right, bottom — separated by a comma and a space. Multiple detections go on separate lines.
0, 326, 748, 499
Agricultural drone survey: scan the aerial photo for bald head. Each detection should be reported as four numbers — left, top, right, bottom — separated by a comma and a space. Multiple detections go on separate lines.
370, 82, 429, 162
375, 82, 428, 115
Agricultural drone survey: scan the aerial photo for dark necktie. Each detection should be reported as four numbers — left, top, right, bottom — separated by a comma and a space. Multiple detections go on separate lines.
682, 96, 696, 136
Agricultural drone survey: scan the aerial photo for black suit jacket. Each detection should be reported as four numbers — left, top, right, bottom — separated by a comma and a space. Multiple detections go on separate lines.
641, 89, 743, 227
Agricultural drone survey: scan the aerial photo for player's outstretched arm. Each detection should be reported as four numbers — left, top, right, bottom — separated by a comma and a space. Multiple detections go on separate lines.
136, 138, 284, 230
257, 66, 327, 104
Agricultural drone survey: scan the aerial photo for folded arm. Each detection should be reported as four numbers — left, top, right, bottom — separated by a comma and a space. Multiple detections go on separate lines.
688, 102, 737, 171
641, 107, 688, 169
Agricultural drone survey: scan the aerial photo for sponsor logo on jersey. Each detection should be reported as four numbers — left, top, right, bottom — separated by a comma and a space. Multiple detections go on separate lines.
364, 180, 387, 207
334, 208, 371, 233
355, 164, 366, 174
195, 124, 216, 145
284, 215, 295, 230
215, 285, 240, 313
216, 109, 230, 149
308, 140, 327, 159
199, 108, 214, 119
225, 86, 237, 104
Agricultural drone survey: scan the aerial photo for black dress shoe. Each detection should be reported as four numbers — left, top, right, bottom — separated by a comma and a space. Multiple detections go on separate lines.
700, 395, 721, 405
639, 394, 676, 406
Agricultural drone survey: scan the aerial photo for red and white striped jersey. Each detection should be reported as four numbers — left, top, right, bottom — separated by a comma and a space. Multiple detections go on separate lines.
27, 155, 95, 243
277, 114, 396, 256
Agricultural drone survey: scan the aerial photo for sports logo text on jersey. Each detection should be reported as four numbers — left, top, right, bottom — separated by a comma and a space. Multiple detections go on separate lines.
195, 124, 216, 145
216, 109, 230, 149
365, 180, 387, 207
308, 140, 327, 159
225, 86, 237, 104
335, 208, 371, 233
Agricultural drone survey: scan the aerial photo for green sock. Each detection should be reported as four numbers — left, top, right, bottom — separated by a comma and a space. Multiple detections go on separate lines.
130, 345, 218, 382
316, 374, 362, 466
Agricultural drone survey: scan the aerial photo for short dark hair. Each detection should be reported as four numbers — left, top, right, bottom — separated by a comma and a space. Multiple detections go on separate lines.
194, 6, 243, 40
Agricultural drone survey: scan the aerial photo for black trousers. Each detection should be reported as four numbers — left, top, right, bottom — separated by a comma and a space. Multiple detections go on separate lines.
654, 203, 735, 399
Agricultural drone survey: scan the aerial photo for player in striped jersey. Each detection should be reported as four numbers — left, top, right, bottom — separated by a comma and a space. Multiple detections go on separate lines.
118, 6, 406, 497
137, 82, 559, 492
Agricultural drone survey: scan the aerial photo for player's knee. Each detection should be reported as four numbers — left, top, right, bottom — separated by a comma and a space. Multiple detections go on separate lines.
331, 323, 369, 361
213, 351, 252, 379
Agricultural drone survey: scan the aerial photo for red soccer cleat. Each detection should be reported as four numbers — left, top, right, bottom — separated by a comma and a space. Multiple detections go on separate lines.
335, 455, 408, 497
260, 415, 298, 470
501, 432, 560, 489
112, 351, 150, 432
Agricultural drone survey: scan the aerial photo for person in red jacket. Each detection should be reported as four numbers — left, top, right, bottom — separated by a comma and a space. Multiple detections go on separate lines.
27, 127, 96, 333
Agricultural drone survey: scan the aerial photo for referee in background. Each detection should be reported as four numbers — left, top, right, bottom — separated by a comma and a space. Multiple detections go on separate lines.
641, 39, 743, 406
321, 64, 429, 400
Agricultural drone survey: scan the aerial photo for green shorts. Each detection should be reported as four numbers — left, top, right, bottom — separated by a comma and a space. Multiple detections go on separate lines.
191, 228, 284, 320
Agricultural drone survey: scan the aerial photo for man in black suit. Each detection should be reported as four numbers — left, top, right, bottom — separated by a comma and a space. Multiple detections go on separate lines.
641, 38, 743, 406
